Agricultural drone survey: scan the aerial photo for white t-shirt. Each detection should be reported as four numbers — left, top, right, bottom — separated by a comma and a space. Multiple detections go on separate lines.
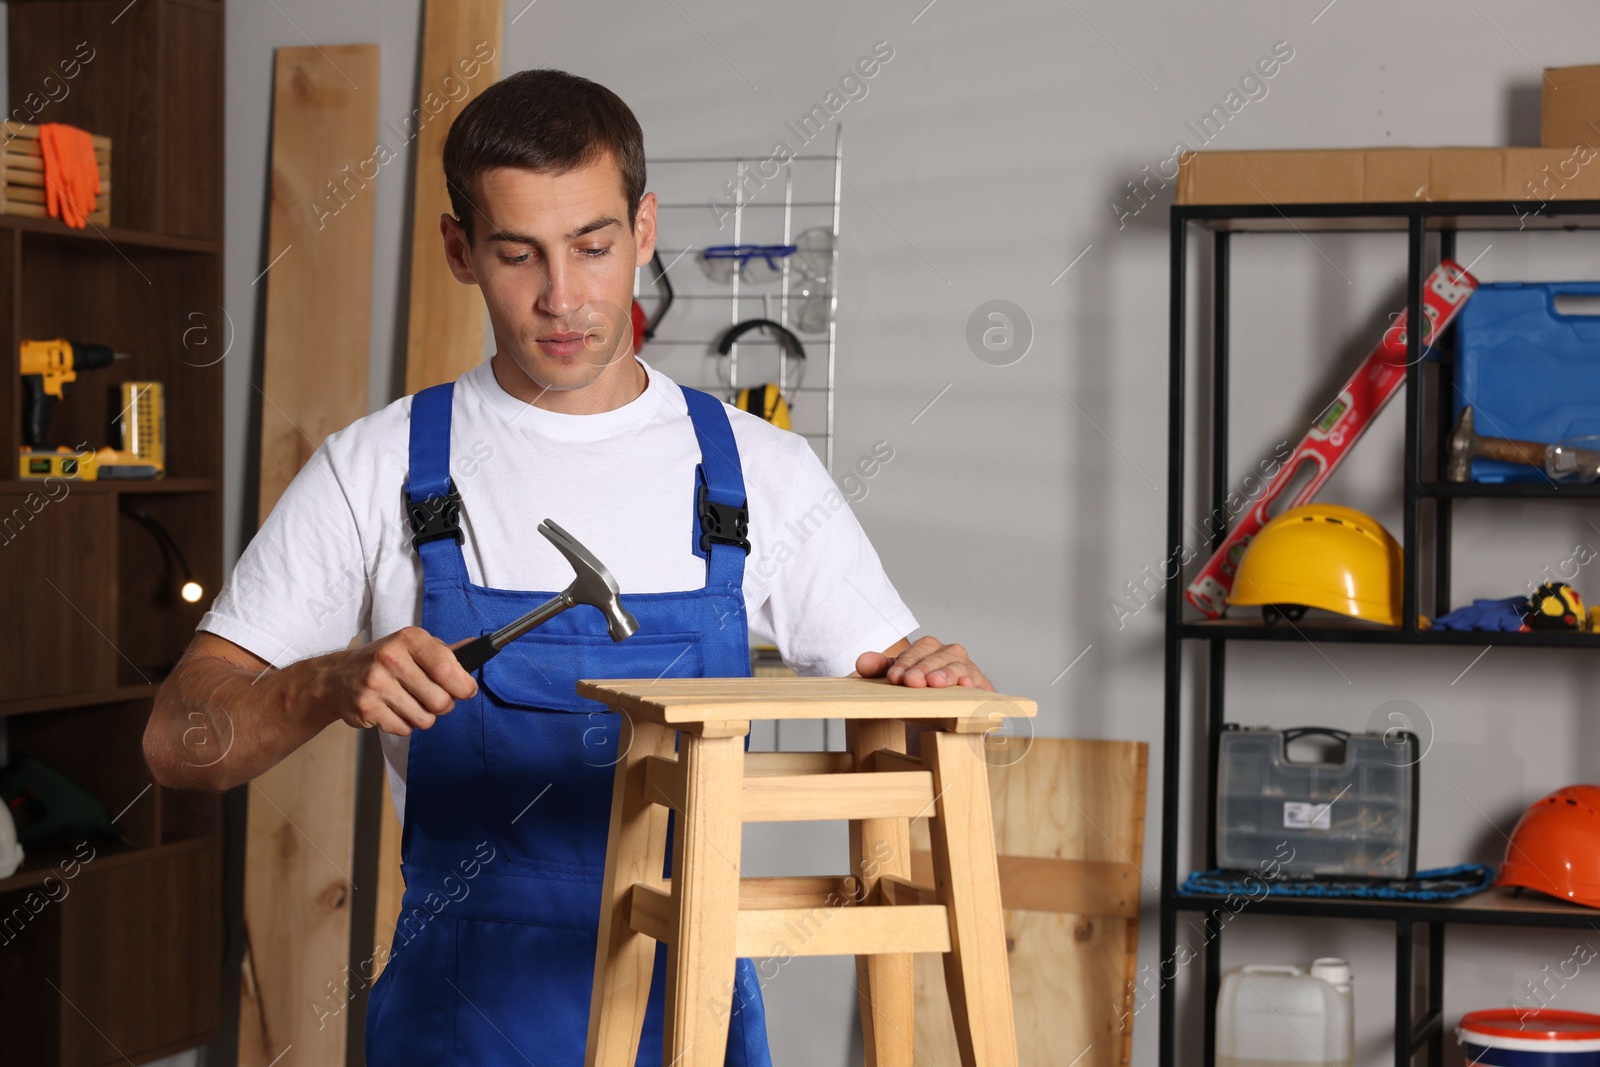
198, 357, 917, 823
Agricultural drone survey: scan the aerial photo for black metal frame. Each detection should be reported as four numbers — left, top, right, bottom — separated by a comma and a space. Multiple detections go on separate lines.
1160, 198, 1600, 1067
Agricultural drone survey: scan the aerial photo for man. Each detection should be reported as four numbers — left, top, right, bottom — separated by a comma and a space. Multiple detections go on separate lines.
144, 69, 992, 1065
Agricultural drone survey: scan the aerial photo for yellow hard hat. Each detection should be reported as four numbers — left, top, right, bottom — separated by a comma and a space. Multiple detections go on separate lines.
1228, 504, 1402, 627
735, 383, 791, 430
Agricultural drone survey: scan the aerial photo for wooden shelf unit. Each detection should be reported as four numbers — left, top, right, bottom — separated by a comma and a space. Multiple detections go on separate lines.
0, 1, 226, 1063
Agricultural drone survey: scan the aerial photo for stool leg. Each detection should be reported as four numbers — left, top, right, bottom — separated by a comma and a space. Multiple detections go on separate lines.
923, 731, 1018, 1067
664, 731, 745, 1067
587, 717, 678, 1067
846, 720, 916, 1067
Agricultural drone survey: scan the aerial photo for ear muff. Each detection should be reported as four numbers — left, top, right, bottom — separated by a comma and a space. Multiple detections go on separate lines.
736, 383, 791, 430
717, 319, 806, 430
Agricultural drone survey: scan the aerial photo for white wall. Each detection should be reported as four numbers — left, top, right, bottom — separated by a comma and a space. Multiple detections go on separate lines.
208, 1, 1600, 1064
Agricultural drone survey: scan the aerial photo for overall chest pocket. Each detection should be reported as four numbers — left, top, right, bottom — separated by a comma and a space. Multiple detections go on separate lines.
476, 630, 705, 875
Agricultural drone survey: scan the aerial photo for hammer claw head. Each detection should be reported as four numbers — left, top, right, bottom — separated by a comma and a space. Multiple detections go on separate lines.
1446, 405, 1477, 483
538, 519, 636, 641
539, 519, 621, 593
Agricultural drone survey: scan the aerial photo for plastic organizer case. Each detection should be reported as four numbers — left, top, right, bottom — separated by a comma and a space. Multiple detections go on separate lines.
1216, 726, 1418, 879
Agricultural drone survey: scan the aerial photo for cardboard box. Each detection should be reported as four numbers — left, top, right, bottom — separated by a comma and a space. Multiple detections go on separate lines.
1505, 146, 1600, 200
1177, 148, 1431, 205
1427, 148, 1505, 201
1176, 146, 1600, 205
1362, 148, 1433, 201
1541, 64, 1600, 150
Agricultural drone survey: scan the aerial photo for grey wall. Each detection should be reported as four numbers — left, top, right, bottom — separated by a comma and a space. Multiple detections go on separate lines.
208, 1, 1600, 1064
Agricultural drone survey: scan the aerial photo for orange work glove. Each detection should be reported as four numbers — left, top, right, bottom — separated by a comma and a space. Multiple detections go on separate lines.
40, 123, 81, 227
38, 124, 62, 223
38, 123, 99, 229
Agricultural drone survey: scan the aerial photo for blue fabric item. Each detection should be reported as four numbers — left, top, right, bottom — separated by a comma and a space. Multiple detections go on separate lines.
1178, 863, 1494, 901
366, 382, 772, 1066
1431, 596, 1529, 631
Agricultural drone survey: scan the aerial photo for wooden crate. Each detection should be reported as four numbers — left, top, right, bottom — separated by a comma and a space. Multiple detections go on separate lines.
1, 120, 111, 226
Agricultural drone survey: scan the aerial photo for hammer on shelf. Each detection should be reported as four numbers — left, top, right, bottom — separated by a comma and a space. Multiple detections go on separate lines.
453, 519, 639, 671
1446, 406, 1600, 483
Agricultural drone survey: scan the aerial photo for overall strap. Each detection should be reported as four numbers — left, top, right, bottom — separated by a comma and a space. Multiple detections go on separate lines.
403, 382, 468, 585
681, 385, 750, 593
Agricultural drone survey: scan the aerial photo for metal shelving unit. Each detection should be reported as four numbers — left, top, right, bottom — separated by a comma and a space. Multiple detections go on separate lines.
1160, 199, 1600, 1067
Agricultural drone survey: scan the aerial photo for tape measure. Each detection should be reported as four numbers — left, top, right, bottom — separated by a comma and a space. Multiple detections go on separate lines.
1526, 581, 1586, 631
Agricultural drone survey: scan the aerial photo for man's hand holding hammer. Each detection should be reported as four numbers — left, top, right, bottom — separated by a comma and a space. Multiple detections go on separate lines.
145, 519, 629, 790
144, 627, 481, 792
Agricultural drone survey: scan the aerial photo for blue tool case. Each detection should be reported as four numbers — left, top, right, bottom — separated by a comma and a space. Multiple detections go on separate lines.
1454, 281, 1600, 483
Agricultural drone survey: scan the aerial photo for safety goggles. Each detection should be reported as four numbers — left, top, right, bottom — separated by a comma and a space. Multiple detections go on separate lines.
699, 243, 798, 286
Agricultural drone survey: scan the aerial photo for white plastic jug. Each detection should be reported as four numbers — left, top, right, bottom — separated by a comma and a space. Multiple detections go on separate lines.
1216, 958, 1354, 1067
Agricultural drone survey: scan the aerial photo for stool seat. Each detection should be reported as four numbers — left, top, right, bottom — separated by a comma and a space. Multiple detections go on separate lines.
579, 677, 1037, 1067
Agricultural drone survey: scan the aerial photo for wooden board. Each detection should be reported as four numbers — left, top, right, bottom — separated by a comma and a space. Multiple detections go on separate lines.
401, 0, 503, 394
239, 44, 379, 1067
256, 46, 379, 514
913, 738, 1149, 1067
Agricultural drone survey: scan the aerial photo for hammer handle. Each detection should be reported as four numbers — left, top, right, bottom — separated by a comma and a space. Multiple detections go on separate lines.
453, 592, 575, 673
454, 634, 500, 672
1476, 437, 1550, 468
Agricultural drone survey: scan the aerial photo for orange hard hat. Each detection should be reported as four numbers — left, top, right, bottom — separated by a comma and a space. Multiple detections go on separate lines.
1497, 785, 1600, 909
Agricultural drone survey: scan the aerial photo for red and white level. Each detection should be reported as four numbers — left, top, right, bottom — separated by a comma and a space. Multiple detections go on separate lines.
1185, 259, 1479, 618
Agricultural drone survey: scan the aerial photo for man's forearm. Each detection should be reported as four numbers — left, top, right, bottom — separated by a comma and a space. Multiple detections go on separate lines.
145, 649, 341, 792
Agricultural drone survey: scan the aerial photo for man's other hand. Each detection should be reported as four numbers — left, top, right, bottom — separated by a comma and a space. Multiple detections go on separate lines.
855, 635, 993, 691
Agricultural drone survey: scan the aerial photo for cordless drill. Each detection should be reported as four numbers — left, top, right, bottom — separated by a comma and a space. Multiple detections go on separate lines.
21, 339, 122, 448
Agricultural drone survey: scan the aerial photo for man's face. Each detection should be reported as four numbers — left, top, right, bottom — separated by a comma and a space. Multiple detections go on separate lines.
441, 153, 656, 399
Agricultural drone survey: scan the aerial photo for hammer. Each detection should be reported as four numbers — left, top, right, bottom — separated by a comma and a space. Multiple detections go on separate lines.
1444, 406, 1600, 483
452, 519, 639, 671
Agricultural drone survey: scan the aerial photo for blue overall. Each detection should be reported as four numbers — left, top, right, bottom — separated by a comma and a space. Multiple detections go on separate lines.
364, 381, 773, 1066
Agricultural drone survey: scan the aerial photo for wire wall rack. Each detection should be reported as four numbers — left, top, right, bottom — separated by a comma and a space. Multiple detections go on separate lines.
637, 125, 842, 475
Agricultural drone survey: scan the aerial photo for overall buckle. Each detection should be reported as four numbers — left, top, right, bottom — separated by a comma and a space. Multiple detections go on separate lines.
697, 481, 750, 555
404, 483, 465, 549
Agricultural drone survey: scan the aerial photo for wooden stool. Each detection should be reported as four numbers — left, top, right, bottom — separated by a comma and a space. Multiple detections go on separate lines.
578, 676, 1038, 1067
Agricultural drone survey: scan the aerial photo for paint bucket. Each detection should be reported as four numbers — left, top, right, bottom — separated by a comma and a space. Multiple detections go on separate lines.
1458, 1009, 1600, 1066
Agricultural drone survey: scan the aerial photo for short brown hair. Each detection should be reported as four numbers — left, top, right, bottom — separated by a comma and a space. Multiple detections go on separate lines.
442, 69, 646, 241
